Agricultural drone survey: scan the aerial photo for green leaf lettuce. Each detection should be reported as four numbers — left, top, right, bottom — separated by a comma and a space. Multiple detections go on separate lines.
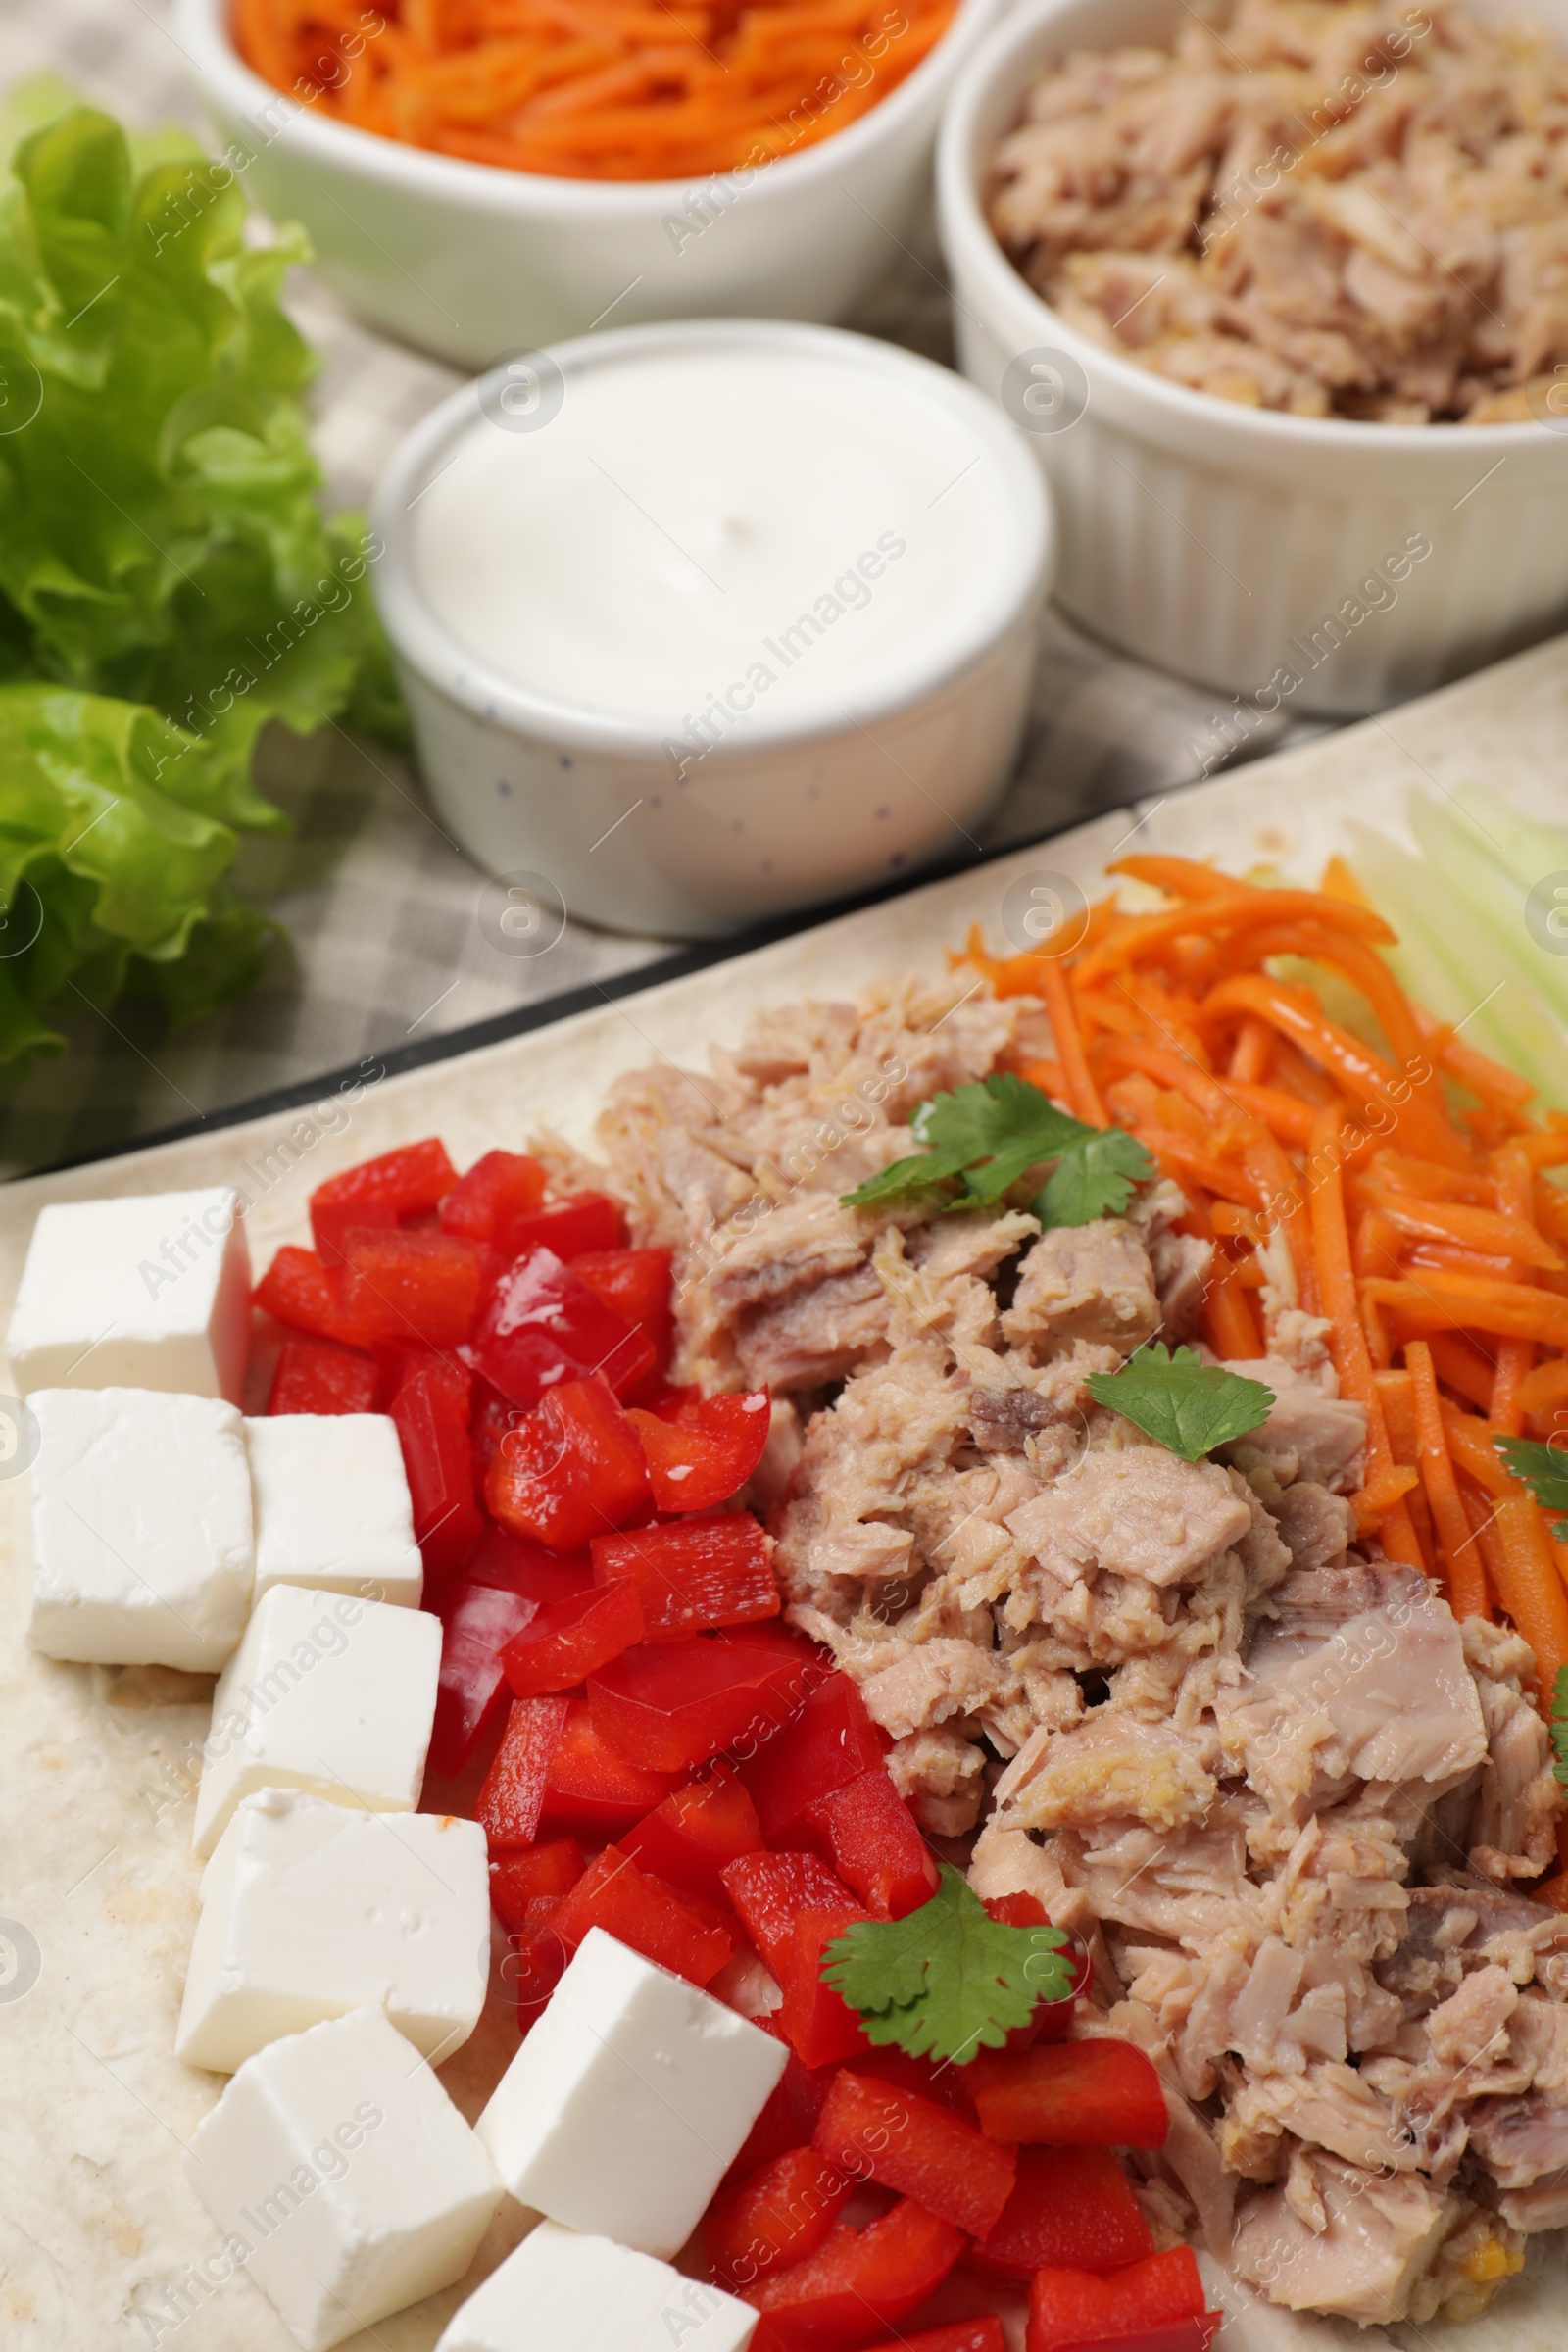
0, 95, 403, 1067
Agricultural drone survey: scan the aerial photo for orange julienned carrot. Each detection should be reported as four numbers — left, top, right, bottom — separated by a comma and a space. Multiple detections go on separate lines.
1426, 1330, 1501, 1412
1517, 1358, 1568, 1427
1039, 957, 1107, 1128
1201, 1261, 1263, 1361
1491, 1143, 1544, 1432
1309, 1105, 1425, 1568
1360, 1274, 1568, 1351
1406, 1340, 1491, 1618
1228, 1016, 1274, 1083
233, 0, 956, 180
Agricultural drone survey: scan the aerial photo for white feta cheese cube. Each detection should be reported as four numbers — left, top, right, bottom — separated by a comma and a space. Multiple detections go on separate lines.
194, 1584, 441, 1856
184, 2005, 502, 2352
177, 1788, 489, 2073
246, 1414, 422, 1609
437, 2222, 757, 2352
6, 1188, 250, 1402
474, 1929, 787, 2259
27, 1387, 253, 1672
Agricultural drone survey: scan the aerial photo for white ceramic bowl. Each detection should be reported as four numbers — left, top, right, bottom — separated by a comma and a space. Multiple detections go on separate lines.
937, 0, 1568, 715
369, 319, 1053, 938
178, 0, 1004, 368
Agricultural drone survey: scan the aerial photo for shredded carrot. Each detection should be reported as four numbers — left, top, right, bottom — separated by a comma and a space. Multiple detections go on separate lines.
1308, 1106, 1424, 1564
1406, 1341, 1491, 1618
1228, 1016, 1274, 1084
1490, 1143, 1543, 1432
1038, 957, 1107, 1129
1013, 1054, 1068, 1105
1518, 1357, 1568, 1429
232, 0, 955, 180
1201, 1259, 1263, 1360
1426, 1331, 1500, 1412
1361, 1274, 1568, 1350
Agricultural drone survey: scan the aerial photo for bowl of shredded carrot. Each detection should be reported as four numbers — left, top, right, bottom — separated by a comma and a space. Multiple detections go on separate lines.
178, 0, 998, 364
962, 851, 1568, 1861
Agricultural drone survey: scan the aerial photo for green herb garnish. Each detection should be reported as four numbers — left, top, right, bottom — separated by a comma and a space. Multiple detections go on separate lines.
1085, 1343, 1275, 1462
841, 1073, 1152, 1229
0, 95, 404, 1066
820, 1864, 1073, 2064
1495, 1436, 1568, 1535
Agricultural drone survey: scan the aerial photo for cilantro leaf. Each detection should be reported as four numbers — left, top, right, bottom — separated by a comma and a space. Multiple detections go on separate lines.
1495, 1436, 1568, 1533
837, 1150, 969, 1211
1552, 1666, 1568, 1790
1085, 1343, 1275, 1462
819, 1864, 1073, 2064
1036, 1127, 1154, 1228
842, 1072, 1151, 1228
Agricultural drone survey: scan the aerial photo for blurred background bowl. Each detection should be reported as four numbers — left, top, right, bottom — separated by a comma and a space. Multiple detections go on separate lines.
370, 319, 1054, 937
178, 0, 1004, 368
936, 0, 1568, 714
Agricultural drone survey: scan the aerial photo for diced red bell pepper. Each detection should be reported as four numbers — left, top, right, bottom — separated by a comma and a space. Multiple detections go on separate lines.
619, 1764, 763, 1904
627, 1390, 772, 1511
267, 1335, 379, 1415
967, 2041, 1168, 2152
644, 1382, 704, 1422
486, 1374, 651, 1551
537, 1698, 680, 1837
470, 1375, 524, 1486
571, 1248, 674, 1393
846, 2045, 978, 2123
506, 1191, 627, 1260
476, 1695, 573, 1849
589, 1636, 805, 1774
860, 2326, 1005, 2352
706, 2145, 857, 2290
807, 1769, 938, 1920
722, 1851, 861, 1970
547, 1847, 734, 1986
472, 1248, 654, 1409
255, 1245, 357, 1345
741, 1673, 887, 1845
782, 1907, 883, 2069
311, 1138, 458, 1267
439, 1149, 548, 1247
1026, 2251, 1212, 2352
727, 2050, 839, 2183
812, 2071, 1016, 2240
969, 2148, 1154, 2281
721, 1853, 875, 2072
591, 1514, 781, 1640
744, 2197, 966, 2350
508, 1924, 570, 2030
465, 1522, 593, 1604
501, 1578, 644, 1697
428, 1580, 543, 1778
390, 1358, 483, 1592
337, 1228, 483, 1349
973, 1893, 1084, 2050
489, 1838, 585, 1936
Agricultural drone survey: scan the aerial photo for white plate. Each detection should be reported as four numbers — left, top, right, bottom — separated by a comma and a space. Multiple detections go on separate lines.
5, 635, 1568, 2350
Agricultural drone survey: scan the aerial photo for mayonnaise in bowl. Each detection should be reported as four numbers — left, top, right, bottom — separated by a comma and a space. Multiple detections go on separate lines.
373, 320, 1053, 936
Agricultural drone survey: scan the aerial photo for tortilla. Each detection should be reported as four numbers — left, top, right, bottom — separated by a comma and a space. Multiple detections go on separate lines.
7, 636, 1568, 2349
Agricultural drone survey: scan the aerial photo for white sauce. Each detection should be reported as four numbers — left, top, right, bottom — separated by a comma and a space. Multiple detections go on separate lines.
410, 341, 1029, 734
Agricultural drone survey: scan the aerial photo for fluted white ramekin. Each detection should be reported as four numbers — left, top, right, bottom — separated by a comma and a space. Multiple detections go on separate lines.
936, 0, 1568, 715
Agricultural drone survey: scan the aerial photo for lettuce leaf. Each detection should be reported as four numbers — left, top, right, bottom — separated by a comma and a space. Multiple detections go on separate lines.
0, 96, 403, 1067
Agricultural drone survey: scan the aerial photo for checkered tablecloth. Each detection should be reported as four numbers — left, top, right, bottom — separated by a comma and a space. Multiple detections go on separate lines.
0, 0, 1306, 1178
